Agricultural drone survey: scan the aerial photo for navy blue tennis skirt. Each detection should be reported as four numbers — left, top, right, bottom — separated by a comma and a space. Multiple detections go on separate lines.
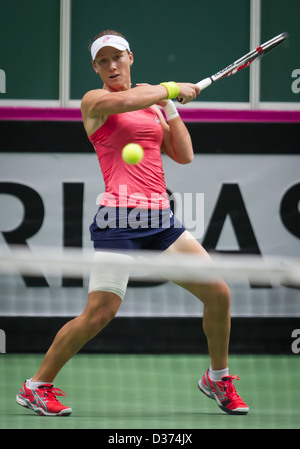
90, 206, 185, 251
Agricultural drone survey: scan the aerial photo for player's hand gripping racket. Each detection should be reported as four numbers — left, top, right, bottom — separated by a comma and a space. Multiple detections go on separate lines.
178, 32, 288, 103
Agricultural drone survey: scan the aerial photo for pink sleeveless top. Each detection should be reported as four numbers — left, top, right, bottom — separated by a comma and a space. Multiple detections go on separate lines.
88, 107, 169, 209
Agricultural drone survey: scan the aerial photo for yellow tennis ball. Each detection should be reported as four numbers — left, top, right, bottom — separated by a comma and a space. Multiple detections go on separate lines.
122, 143, 144, 165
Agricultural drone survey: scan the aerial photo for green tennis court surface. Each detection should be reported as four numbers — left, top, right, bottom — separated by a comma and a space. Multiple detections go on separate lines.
1, 354, 299, 429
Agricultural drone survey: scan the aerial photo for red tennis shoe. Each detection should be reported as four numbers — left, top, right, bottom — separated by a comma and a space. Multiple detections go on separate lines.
16, 381, 72, 416
198, 370, 249, 415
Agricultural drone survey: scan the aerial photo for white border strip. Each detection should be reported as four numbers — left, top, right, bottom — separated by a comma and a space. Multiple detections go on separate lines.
0, 99, 61, 107
250, 0, 261, 109
59, 0, 71, 107
67, 99, 252, 110
259, 102, 300, 111
1, 99, 299, 111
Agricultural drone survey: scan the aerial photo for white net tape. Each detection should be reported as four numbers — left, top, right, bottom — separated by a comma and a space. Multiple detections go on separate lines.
0, 245, 300, 286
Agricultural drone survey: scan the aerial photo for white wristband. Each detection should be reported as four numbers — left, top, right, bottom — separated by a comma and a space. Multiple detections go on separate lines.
163, 100, 179, 121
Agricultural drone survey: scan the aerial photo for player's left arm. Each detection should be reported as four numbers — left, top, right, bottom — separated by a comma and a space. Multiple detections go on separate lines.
154, 104, 194, 164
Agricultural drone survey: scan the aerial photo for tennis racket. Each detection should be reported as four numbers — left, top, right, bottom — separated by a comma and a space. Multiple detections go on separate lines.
179, 32, 288, 102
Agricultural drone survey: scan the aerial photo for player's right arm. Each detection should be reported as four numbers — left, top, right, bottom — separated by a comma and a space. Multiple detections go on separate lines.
81, 83, 199, 135
82, 85, 167, 117
82, 83, 199, 118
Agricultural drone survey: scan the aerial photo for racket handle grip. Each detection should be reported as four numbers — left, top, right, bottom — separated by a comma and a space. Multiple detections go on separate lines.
177, 77, 212, 103
197, 77, 212, 91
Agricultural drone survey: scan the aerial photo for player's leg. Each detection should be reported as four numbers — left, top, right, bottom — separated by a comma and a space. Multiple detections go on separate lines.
31, 290, 122, 383
30, 250, 130, 383
16, 290, 122, 416
165, 230, 249, 415
17, 250, 130, 416
165, 230, 230, 370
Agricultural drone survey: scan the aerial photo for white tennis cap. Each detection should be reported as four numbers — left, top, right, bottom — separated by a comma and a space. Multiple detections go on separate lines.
91, 35, 131, 60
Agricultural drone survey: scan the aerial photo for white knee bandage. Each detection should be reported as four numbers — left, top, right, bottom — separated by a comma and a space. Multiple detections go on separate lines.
88, 252, 132, 300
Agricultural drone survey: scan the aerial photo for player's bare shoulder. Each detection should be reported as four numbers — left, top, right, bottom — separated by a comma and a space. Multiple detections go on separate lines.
81, 89, 108, 114
81, 89, 109, 135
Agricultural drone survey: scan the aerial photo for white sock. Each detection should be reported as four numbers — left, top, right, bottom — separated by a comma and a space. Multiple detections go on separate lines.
209, 366, 229, 381
26, 378, 49, 389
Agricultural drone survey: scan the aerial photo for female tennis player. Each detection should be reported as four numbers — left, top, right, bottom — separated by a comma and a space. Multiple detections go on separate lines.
16, 30, 248, 416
